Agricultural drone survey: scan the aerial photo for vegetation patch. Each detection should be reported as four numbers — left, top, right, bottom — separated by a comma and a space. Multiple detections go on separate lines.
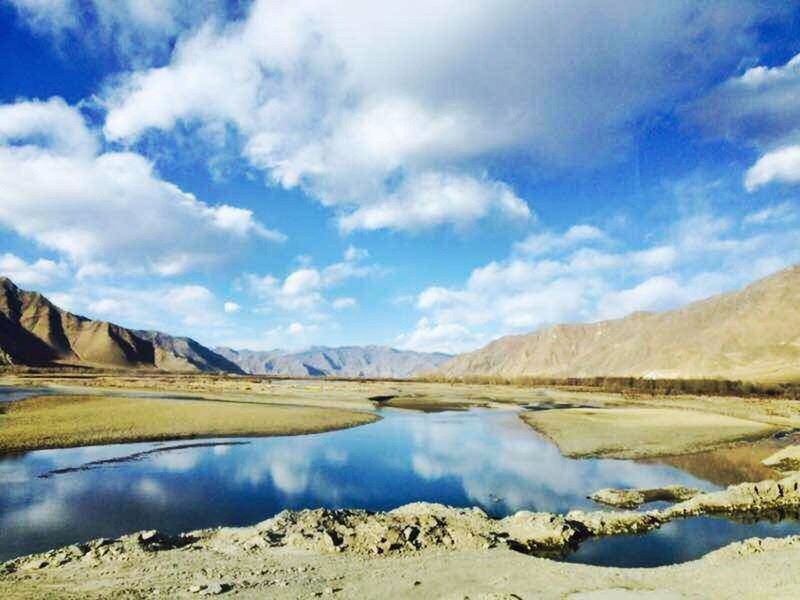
0, 395, 379, 453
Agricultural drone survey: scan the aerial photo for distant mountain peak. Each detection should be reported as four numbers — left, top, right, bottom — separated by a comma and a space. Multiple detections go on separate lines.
215, 344, 451, 378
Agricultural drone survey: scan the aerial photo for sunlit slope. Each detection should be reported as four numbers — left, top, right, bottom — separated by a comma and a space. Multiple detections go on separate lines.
0, 277, 241, 373
438, 265, 800, 381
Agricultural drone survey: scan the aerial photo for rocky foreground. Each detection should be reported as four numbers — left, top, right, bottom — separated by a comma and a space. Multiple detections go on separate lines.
3, 471, 800, 598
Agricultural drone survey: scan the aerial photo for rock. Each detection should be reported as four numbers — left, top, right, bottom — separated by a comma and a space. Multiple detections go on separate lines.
565, 510, 664, 537
139, 530, 160, 543
665, 473, 800, 518
89, 538, 112, 550
200, 582, 231, 595
589, 485, 701, 508
499, 512, 579, 553
762, 445, 800, 473
20, 559, 49, 571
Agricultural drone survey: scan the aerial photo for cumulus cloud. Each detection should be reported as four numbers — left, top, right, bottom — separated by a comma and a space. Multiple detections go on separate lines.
8, 0, 232, 65
0, 98, 284, 276
337, 172, 530, 233
398, 210, 800, 353
396, 318, 483, 356
687, 53, 800, 149
51, 282, 228, 334
0, 253, 67, 287
514, 224, 606, 256
744, 145, 800, 191
332, 297, 357, 310
101, 0, 768, 232
244, 246, 376, 313
689, 52, 800, 191
223, 301, 241, 314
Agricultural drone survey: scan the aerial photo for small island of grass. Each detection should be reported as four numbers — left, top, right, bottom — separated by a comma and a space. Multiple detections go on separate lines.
0, 394, 379, 453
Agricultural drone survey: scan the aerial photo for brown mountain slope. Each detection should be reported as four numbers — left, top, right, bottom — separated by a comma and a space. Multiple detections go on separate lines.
438, 265, 800, 381
0, 277, 241, 373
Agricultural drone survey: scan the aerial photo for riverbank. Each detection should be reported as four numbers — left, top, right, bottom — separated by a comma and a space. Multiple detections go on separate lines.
522, 407, 781, 459
3, 372, 798, 458
0, 394, 379, 453
6, 535, 800, 599
4, 470, 800, 599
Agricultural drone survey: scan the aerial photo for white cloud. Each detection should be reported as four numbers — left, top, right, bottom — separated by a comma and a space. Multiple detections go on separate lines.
514, 224, 606, 256
101, 0, 767, 232
337, 172, 530, 233
689, 52, 800, 192
399, 205, 800, 353
8, 0, 230, 65
332, 297, 356, 310
343, 245, 368, 262
596, 276, 684, 319
223, 301, 241, 314
0, 253, 67, 287
255, 321, 320, 351
396, 318, 482, 355
56, 282, 227, 333
743, 202, 799, 226
282, 268, 322, 297
0, 98, 284, 275
744, 145, 800, 191
688, 53, 800, 150
244, 246, 376, 314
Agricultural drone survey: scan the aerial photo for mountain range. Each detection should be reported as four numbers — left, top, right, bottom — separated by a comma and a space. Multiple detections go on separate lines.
3, 265, 800, 381
0, 276, 448, 377
438, 264, 800, 381
215, 346, 451, 378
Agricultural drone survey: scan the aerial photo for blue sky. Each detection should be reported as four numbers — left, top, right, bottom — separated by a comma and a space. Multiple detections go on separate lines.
1, 1, 799, 353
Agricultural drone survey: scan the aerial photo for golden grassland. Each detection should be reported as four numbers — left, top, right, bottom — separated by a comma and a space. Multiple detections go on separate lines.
0, 394, 379, 453
3, 372, 800, 458
522, 407, 780, 459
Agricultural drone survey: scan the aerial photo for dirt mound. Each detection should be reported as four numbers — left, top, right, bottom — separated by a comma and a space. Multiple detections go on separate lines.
590, 485, 702, 509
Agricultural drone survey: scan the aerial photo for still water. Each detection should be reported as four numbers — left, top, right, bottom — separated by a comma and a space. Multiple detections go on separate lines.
2, 388, 799, 566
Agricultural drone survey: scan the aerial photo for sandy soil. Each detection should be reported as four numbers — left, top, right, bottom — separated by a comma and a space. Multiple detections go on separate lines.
522, 407, 781, 459
3, 483, 800, 600
0, 394, 378, 453
4, 538, 800, 599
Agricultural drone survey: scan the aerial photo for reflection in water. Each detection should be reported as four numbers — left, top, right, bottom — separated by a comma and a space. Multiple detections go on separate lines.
567, 514, 800, 567
2, 402, 800, 567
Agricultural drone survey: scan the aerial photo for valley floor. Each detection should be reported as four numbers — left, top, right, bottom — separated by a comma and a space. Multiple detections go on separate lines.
3, 372, 799, 458
3, 373, 800, 598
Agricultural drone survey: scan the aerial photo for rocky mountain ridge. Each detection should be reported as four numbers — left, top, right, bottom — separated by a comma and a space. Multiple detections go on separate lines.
438, 264, 800, 381
215, 345, 451, 378
0, 277, 241, 373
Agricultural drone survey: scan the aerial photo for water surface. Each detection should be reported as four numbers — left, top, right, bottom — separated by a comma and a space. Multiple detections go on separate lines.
2, 387, 799, 566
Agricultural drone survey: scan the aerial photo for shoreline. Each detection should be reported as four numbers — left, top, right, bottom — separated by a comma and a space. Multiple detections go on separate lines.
4, 471, 800, 598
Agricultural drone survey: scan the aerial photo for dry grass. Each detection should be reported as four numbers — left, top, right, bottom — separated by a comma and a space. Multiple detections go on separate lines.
0, 395, 379, 453
522, 407, 779, 459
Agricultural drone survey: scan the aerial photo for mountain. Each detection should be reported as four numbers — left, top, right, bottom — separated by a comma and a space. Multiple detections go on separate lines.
133, 331, 243, 374
215, 345, 452, 378
0, 277, 242, 373
438, 265, 800, 382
